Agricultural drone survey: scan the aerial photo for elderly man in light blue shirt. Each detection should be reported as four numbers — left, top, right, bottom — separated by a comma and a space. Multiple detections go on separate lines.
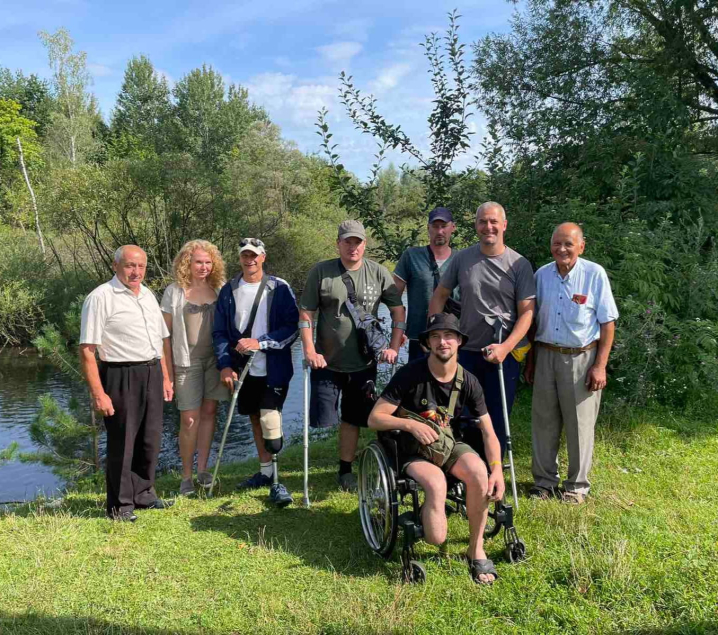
525, 223, 618, 504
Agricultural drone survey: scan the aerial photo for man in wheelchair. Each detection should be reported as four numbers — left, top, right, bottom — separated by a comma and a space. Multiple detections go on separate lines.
368, 313, 505, 584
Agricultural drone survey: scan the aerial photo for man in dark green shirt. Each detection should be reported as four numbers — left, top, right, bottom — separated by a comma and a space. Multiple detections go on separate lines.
299, 220, 406, 491
393, 207, 459, 361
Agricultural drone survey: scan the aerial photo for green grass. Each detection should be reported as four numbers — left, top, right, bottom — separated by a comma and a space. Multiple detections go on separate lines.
1, 393, 717, 635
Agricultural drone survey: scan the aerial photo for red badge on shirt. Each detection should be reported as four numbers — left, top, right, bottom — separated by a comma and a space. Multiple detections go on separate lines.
572, 294, 587, 305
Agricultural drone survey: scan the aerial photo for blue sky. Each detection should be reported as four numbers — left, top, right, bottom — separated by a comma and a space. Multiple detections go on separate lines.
1, 0, 520, 177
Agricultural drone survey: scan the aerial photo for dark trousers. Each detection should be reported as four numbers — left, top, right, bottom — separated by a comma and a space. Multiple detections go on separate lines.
458, 349, 520, 457
408, 339, 427, 362
100, 361, 163, 516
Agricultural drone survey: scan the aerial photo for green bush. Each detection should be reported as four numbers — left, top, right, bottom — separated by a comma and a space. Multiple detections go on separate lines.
0, 279, 45, 347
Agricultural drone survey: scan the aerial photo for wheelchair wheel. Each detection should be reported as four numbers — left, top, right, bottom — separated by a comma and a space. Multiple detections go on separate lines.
403, 560, 426, 584
484, 508, 502, 539
506, 539, 527, 563
358, 441, 398, 558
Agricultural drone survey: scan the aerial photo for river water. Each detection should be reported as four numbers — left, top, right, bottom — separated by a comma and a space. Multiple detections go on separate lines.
0, 304, 406, 502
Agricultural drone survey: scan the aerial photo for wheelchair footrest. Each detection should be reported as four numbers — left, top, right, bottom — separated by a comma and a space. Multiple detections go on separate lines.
399, 512, 424, 542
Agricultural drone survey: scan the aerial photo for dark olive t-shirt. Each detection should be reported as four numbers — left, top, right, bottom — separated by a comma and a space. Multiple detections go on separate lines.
300, 258, 403, 372
380, 358, 487, 434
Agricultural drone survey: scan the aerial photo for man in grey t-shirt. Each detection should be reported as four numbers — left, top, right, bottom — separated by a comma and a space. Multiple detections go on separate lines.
429, 202, 536, 453
394, 206, 460, 361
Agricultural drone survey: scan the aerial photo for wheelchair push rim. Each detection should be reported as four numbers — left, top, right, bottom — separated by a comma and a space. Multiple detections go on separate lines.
358, 441, 398, 558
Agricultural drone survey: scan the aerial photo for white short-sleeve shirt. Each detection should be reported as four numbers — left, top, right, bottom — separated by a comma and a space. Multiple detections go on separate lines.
534, 258, 619, 348
80, 275, 169, 362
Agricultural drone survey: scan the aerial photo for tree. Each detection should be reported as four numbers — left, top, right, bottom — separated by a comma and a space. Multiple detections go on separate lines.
470, 0, 718, 407
0, 68, 53, 136
110, 55, 171, 157
171, 64, 266, 167
472, 0, 718, 223
39, 28, 100, 166
0, 98, 40, 171
317, 10, 480, 260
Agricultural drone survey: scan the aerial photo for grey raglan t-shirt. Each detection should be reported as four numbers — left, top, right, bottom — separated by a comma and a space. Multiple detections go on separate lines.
439, 245, 536, 351
300, 258, 403, 373
394, 246, 460, 341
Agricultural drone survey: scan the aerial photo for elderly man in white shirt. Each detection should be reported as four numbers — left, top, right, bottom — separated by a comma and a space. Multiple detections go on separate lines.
80, 245, 174, 521
525, 223, 618, 504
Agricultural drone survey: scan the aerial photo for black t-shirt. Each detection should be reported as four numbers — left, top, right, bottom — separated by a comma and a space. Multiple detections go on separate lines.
380, 358, 487, 433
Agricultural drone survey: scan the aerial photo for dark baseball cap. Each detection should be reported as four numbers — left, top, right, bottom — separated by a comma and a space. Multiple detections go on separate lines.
428, 207, 453, 223
419, 313, 468, 348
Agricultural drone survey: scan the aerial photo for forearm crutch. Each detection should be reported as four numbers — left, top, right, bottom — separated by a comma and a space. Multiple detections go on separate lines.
302, 360, 311, 507
208, 351, 256, 497
496, 325, 519, 512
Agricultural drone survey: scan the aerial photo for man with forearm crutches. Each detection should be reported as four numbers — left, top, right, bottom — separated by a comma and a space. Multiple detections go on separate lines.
212, 238, 299, 507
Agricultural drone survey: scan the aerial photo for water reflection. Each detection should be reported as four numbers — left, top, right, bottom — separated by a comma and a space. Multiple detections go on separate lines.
0, 301, 408, 501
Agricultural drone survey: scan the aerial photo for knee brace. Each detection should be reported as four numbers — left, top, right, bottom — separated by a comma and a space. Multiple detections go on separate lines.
260, 409, 283, 455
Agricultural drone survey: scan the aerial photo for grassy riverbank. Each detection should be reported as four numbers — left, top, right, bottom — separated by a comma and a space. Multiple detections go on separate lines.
1, 396, 717, 635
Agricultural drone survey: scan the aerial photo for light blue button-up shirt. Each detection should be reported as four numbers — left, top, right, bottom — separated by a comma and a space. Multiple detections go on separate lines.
534, 258, 618, 348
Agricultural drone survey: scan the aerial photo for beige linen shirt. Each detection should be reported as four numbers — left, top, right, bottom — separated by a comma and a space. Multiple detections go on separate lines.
80, 275, 169, 362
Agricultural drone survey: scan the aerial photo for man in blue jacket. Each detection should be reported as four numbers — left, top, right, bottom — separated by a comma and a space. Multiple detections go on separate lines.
213, 238, 299, 507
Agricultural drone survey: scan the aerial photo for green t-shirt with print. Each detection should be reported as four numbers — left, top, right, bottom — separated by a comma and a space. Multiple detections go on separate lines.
300, 258, 403, 372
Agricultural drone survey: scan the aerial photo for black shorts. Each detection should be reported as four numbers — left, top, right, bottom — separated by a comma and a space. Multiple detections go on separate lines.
237, 375, 288, 415
310, 366, 377, 428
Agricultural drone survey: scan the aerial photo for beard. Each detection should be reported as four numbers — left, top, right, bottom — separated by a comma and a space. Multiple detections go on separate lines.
433, 235, 447, 246
432, 348, 455, 363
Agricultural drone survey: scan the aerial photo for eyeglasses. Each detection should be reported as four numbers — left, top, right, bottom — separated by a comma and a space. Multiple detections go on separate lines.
240, 238, 265, 248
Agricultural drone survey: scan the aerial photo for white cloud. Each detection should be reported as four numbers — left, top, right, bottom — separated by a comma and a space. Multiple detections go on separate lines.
370, 63, 412, 93
316, 41, 362, 66
332, 18, 371, 43
88, 63, 112, 77
246, 72, 337, 126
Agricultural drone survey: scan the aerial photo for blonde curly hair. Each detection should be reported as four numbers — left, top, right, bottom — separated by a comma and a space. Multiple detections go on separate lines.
173, 240, 226, 289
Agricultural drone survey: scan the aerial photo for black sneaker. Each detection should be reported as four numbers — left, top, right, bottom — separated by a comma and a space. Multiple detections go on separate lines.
109, 511, 137, 522
269, 483, 293, 508
236, 472, 272, 490
337, 472, 358, 492
137, 498, 175, 510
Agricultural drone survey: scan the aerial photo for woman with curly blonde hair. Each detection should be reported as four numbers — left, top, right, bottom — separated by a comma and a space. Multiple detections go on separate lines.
161, 240, 228, 495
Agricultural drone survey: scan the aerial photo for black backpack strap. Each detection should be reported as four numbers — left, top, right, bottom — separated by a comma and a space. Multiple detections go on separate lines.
240, 274, 268, 339
337, 259, 359, 304
447, 365, 464, 420
426, 245, 441, 290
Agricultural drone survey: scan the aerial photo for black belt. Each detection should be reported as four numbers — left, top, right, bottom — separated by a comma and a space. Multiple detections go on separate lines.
101, 358, 159, 368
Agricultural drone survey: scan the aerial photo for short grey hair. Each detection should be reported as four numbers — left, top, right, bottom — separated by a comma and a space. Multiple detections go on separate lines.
113, 245, 145, 264
476, 201, 506, 221
552, 222, 585, 242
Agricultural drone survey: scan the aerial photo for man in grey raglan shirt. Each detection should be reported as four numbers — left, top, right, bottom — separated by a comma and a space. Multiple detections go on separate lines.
429, 202, 536, 454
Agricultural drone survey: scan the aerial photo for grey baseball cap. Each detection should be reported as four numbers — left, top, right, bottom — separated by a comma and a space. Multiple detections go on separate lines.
337, 219, 366, 241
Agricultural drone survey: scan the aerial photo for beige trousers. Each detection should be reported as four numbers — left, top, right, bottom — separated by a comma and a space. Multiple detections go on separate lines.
531, 347, 602, 495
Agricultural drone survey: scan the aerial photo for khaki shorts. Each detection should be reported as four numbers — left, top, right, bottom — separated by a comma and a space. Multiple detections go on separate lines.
174, 356, 228, 411
402, 441, 479, 475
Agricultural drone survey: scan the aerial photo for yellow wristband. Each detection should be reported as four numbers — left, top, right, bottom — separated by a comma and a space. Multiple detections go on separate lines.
489, 461, 501, 467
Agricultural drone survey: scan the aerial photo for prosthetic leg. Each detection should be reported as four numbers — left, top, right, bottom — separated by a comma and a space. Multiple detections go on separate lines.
260, 409, 293, 508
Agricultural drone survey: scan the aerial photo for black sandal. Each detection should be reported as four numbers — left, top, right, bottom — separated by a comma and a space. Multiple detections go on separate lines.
467, 557, 498, 585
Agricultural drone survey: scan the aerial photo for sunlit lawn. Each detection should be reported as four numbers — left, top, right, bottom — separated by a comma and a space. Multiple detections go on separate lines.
1, 393, 717, 634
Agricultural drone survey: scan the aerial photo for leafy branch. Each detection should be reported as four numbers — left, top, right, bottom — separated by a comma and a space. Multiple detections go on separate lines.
316, 10, 478, 259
